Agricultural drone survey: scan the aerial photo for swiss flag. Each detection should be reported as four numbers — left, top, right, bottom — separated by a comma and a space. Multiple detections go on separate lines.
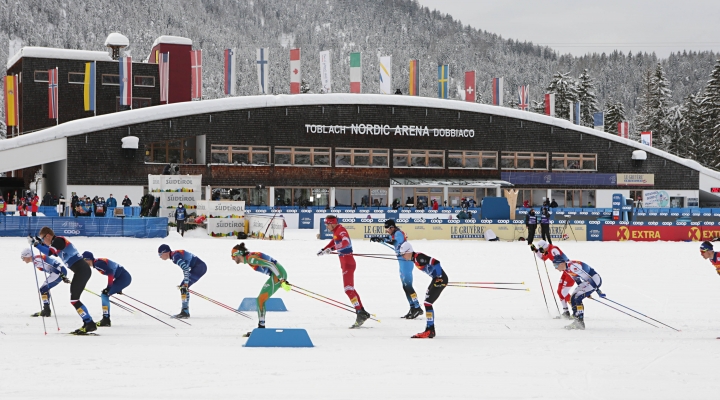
464, 71, 476, 103
290, 48, 301, 94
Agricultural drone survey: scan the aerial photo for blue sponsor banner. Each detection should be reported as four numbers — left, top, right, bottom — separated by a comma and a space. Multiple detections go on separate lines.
501, 172, 618, 186
0, 216, 167, 238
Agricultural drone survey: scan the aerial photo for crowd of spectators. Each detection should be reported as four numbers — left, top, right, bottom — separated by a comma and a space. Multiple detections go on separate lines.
0, 190, 132, 217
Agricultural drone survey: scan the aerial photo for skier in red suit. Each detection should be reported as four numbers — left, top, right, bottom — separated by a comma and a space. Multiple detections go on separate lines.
532, 239, 575, 319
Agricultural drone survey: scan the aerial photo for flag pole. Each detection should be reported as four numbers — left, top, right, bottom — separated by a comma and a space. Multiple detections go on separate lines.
55, 67, 59, 125
93, 61, 96, 116
167, 52, 170, 104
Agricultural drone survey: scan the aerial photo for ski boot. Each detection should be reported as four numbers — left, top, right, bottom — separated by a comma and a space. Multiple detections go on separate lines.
564, 318, 585, 330
173, 310, 190, 319
411, 326, 436, 338
72, 320, 98, 335
351, 309, 371, 328
402, 307, 424, 319
554, 311, 572, 320
96, 316, 111, 327
31, 304, 51, 317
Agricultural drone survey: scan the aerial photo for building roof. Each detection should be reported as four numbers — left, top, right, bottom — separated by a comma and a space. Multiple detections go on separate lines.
151, 35, 193, 48
6, 47, 113, 69
0, 93, 717, 181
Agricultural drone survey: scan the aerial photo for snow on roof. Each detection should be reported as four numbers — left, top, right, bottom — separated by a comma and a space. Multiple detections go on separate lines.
104, 32, 129, 47
151, 36, 193, 49
6, 47, 113, 69
1, 93, 717, 181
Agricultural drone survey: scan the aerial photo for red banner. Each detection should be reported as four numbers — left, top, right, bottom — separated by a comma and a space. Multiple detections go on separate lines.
603, 225, 720, 242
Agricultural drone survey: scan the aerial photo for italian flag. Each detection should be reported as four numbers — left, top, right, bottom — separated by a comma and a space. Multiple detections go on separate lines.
350, 52, 361, 93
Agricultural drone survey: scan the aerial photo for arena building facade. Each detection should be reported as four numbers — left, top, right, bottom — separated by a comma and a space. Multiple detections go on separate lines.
3, 43, 720, 209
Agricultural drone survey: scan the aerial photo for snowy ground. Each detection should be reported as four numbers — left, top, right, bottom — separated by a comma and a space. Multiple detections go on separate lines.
1, 229, 719, 399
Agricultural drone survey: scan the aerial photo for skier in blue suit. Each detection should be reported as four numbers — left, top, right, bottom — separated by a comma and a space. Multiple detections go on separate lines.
158, 244, 207, 319
82, 251, 132, 327
370, 219, 422, 319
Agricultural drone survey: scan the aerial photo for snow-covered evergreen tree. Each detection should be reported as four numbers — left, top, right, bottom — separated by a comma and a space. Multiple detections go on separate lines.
700, 60, 720, 167
531, 100, 545, 114
577, 69, 599, 128
545, 72, 578, 120
637, 63, 673, 149
604, 100, 627, 136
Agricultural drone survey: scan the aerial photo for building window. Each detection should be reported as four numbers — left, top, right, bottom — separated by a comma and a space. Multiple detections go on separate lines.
210, 145, 270, 165
550, 189, 597, 208
68, 72, 85, 84
102, 74, 120, 85
134, 76, 155, 87
551, 153, 597, 171
448, 151, 497, 169
274, 188, 330, 207
213, 187, 268, 206
274, 147, 331, 167
115, 97, 152, 111
34, 71, 49, 82
334, 148, 389, 167
501, 152, 548, 170
393, 149, 444, 168
145, 137, 196, 164
335, 188, 388, 207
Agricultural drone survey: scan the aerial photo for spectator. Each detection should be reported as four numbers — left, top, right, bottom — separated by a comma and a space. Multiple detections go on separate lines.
174, 203, 187, 237
43, 191, 53, 206
468, 198, 476, 208
523, 199, 529, 208
587, 201, 593, 208
71, 192, 79, 217
162, 164, 172, 175
550, 199, 559, 208
75, 197, 90, 217
121, 195, 132, 207
95, 197, 106, 217
18, 199, 28, 216
460, 198, 469, 211
30, 194, 40, 217
456, 210, 469, 220
432, 199, 439, 211
106, 194, 117, 208
525, 208, 538, 245
0, 194, 6, 215
392, 198, 400, 210
150, 198, 160, 217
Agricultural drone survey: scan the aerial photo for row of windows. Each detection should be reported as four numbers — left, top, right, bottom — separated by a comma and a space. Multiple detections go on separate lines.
34, 71, 155, 87
145, 137, 196, 164
208, 146, 597, 171
511, 189, 597, 208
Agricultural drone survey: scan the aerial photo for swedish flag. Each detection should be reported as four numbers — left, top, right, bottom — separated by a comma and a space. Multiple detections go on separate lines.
437, 64, 449, 99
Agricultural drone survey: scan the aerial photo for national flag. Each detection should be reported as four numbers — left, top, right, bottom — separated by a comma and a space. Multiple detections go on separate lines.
518, 85, 529, 110
349, 52, 361, 93
159, 52, 170, 102
119, 56, 132, 106
544, 93, 555, 117
290, 48, 301, 94
409, 60, 419, 96
464, 71, 475, 103
83, 62, 96, 112
379, 56, 392, 94
491, 77, 503, 106
641, 131, 652, 147
4, 75, 18, 126
257, 48, 269, 94
48, 68, 58, 119
224, 49, 236, 95
618, 121, 629, 139
437, 65, 449, 99
319, 50, 332, 93
191, 50, 202, 99
593, 112, 604, 131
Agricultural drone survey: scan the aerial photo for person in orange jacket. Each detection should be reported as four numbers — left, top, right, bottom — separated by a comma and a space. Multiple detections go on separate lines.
31, 194, 40, 216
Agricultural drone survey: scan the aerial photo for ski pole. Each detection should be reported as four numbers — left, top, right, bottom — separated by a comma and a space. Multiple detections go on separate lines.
290, 288, 380, 322
341, 254, 397, 261
542, 260, 561, 314
532, 253, 551, 315
290, 284, 378, 317
188, 289, 253, 319
446, 284, 529, 291
102, 293, 176, 329
29, 246, 47, 335
121, 293, 191, 326
83, 288, 134, 314
39, 266, 61, 331
589, 297, 659, 328
449, 282, 525, 285
600, 296, 680, 332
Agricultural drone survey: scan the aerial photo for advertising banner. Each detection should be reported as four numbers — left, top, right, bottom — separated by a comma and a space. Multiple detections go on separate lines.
202, 201, 245, 218
248, 215, 285, 240
603, 223, 691, 241
616, 174, 654, 186
207, 218, 246, 238
148, 175, 202, 192
643, 190, 670, 208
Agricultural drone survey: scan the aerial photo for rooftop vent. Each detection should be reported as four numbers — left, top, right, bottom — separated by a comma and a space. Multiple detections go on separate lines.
105, 32, 129, 60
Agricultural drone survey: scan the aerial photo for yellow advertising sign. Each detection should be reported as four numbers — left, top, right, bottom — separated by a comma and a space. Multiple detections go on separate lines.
616, 173, 654, 186
339, 223, 586, 241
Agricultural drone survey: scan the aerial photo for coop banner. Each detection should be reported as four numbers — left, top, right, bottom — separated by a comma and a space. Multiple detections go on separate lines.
249, 215, 285, 240
148, 175, 202, 192
207, 218, 246, 238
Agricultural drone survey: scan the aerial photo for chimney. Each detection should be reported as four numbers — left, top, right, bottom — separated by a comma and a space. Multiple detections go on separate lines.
105, 32, 129, 60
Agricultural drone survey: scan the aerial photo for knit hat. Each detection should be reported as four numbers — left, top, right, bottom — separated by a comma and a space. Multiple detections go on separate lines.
20, 248, 32, 258
700, 241, 713, 252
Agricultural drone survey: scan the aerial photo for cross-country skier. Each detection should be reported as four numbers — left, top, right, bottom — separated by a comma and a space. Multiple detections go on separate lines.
317, 215, 372, 328
82, 252, 132, 327
398, 242, 448, 339
21, 248, 69, 317
31, 227, 97, 334
531, 240, 575, 319
370, 219, 422, 319
158, 244, 207, 319
700, 241, 720, 274
552, 256, 603, 330
231, 242, 289, 329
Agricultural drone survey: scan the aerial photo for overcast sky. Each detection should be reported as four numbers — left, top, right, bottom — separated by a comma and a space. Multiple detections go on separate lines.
416, 0, 720, 59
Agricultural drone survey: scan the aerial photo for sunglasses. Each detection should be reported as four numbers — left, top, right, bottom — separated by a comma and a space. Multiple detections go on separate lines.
231, 250, 247, 258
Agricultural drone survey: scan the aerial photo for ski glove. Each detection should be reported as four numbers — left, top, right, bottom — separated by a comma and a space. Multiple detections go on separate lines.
101, 288, 109, 296
317, 248, 332, 256
179, 284, 189, 295
530, 244, 537, 252
61, 275, 71, 284
433, 277, 447, 287
596, 288, 606, 298
370, 237, 384, 243
27, 236, 41, 247
280, 280, 291, 292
